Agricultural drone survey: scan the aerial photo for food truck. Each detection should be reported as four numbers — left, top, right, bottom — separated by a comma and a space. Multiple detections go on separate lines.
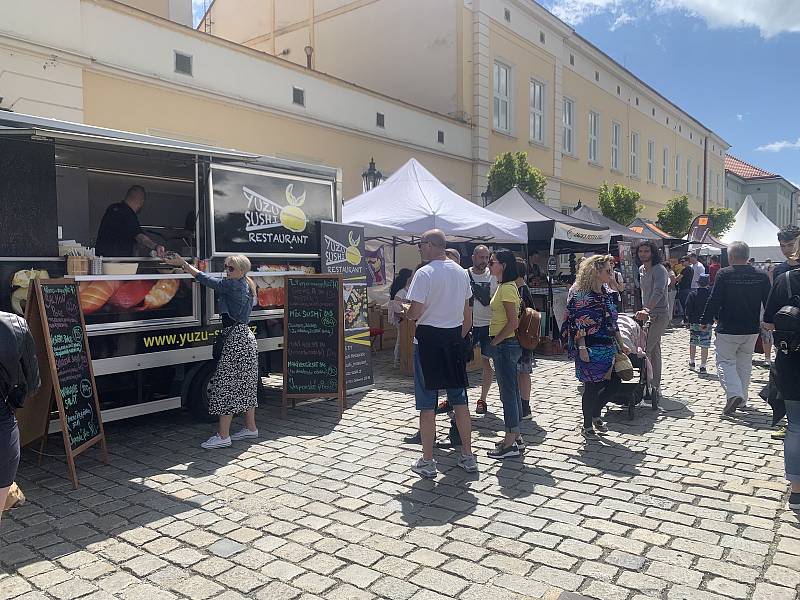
0, 112, 342, 423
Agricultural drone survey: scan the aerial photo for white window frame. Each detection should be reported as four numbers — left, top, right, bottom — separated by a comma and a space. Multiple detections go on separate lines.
562, 97, 575, 155
686, 158, 691, 195
662, 146, 669, 186
696, 164, 702, 197
647, 140, 655, 182
588, 111, 599, 163
716, 173, 721, 203
493, 61, 511, 133
611, 121, 621, 171
675, 153, 681, 191
529, 79, 545, 144
630, 131, 640, 177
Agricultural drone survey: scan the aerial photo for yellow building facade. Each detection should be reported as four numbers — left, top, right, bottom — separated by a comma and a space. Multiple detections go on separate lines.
0, 0, 729, 221
0, 0, 473, 203
200, 0, 729, 219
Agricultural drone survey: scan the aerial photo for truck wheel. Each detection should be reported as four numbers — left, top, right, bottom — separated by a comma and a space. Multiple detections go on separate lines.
187, 361, 217, 423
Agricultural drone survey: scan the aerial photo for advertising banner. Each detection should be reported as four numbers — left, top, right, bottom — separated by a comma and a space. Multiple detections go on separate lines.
320, 222, 373, 393
554, 221, 611, 245
366, 246, 387, 287
210, 164, 335, 257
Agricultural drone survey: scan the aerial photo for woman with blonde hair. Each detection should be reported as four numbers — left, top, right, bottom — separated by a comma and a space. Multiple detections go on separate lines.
562, 255, 627, 439
167, 254, 259, 449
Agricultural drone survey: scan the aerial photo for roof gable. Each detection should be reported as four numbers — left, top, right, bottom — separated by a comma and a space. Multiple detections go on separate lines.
725, 154, 776, 180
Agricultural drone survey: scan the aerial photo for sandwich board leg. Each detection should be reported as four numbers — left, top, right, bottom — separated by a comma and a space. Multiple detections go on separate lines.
36, 391, 54, 467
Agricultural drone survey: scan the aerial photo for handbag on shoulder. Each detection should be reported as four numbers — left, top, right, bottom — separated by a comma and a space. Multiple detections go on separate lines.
613, 349, 634, 381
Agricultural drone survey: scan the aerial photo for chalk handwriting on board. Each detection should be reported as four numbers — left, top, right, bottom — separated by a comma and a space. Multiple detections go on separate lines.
284, 277, 342, 396
40, 283, 102, 451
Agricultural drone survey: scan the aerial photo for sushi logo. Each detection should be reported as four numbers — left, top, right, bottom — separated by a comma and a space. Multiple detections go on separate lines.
280, 184, 307, 233
346, 232, 362, 266
243, 184, 307, 233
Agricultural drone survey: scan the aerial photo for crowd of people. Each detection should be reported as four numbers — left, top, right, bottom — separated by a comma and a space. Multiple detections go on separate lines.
389, 225, 799, 510
2, 226, 799, 516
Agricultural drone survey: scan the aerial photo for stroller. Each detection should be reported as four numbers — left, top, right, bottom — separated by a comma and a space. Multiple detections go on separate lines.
604, 314, 654, 419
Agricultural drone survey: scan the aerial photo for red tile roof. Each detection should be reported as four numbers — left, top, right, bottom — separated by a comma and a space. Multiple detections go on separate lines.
725, 154, 776, 180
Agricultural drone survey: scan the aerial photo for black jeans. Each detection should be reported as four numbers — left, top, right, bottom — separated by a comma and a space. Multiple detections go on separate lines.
581, 373, 621, 428
0, 400, 20, 488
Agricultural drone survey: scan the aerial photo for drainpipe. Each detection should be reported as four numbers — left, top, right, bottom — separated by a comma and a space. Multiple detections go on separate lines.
702, 136, 709, 213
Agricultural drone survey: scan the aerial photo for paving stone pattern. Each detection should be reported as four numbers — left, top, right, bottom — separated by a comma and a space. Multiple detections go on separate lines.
1, 327, 799, 599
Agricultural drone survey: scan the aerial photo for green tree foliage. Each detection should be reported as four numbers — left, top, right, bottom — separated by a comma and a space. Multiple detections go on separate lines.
597, 182, 643, 226
656, 195, 694, 237
487, 151, 547, 201
707, 206, 736, 237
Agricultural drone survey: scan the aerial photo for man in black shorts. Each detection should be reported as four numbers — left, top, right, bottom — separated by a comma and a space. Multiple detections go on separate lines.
0, 311, 40, 523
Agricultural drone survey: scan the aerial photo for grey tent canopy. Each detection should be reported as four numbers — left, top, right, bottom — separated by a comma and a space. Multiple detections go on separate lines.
486, 186, 610, 253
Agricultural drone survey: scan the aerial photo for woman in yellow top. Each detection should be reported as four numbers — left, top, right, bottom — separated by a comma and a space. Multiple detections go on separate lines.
486, 249, 524, 459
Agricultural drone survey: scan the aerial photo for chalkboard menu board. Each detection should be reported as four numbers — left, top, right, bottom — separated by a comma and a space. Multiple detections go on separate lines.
210, 163, 335, 257
283, 275, 345, 417
19, 279, 107, 488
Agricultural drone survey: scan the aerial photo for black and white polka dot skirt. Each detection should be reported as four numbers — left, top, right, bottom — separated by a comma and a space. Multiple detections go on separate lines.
209, 324, 258, 415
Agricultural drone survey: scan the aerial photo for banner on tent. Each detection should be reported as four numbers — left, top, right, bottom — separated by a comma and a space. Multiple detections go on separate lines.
366, 246, 387, 287
553, 222, 610, 245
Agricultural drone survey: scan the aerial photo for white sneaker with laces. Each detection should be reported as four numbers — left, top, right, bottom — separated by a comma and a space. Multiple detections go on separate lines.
230, 428, 258, 441
201, 434, 231, 449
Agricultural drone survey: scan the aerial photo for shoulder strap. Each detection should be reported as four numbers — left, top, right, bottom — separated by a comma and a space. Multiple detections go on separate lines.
468, 269, 475, 284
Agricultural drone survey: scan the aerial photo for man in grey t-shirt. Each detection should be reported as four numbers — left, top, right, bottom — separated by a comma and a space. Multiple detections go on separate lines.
635, 241, 670, 404
468, 245, 497, 414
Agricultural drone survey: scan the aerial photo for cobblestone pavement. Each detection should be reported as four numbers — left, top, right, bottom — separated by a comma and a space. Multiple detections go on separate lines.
2, 326, 800, 600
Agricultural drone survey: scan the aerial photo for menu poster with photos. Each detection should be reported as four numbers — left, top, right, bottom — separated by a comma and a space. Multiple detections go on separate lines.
320, 222, 373, 392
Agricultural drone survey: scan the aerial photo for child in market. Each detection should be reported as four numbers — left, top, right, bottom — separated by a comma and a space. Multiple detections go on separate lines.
684, 274, 713, 373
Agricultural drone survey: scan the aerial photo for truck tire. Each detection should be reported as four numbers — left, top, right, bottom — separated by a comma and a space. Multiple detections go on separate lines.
187, 361, 218, 423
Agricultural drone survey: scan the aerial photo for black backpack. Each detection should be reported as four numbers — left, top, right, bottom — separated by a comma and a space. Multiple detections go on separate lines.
0, 312, 38, 410
774, 271, 800, 354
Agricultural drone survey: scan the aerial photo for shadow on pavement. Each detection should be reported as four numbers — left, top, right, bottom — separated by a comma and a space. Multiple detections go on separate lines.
573, 435, 646, 476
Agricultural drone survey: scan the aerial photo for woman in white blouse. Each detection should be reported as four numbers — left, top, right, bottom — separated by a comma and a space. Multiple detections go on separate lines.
388, 268, 414, 366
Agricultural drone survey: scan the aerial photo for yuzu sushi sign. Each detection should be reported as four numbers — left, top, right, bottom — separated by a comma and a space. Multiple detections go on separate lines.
209, 164, 335, 257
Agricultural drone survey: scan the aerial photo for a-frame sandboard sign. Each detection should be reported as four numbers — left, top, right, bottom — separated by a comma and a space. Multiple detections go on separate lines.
17, 279, 108, 488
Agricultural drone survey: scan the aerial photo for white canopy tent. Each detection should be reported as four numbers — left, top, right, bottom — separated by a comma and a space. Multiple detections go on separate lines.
342, 158, 528, 243
721, 195, 782, 262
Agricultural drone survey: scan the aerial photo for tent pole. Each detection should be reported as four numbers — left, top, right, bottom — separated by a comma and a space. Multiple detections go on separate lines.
392, 237, 397, 278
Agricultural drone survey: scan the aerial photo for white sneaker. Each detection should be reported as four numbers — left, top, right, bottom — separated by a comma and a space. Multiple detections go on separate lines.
230, 428, 258, 441
201, 434, 231, 449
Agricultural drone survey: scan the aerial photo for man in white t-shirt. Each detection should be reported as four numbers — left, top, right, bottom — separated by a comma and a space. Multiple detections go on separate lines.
404, 229, 477, 478
688, 253, 706, 289
467, 245, 497, 415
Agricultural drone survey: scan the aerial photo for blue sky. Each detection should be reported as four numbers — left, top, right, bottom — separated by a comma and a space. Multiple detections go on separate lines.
190, 1, 800, 186
542, 0, 800, 187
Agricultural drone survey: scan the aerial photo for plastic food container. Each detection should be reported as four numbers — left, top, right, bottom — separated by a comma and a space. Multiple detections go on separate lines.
102, 262, 138, 275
